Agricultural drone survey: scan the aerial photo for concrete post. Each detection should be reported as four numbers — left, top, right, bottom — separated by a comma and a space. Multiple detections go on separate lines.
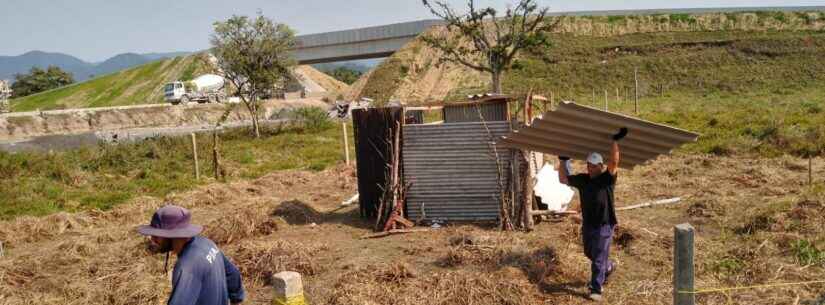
272, 271, 306, 305
674, 223, 695, 305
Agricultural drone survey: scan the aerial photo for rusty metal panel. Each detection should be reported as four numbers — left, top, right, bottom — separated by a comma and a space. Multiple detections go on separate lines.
403, 121, 512, 221
443, 101, 508, 123
499, 102, 699, 168
353, 107, 403, 220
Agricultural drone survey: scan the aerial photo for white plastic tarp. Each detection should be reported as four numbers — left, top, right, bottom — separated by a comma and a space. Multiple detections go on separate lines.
534, 163, 574, 212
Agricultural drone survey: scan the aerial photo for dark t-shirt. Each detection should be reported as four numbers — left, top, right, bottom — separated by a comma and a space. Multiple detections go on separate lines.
168, 236, 245, 305
568, 171, 618, 228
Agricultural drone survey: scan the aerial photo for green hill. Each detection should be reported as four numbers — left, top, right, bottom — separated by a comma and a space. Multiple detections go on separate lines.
10, 54, 209, 112
353, 11, 825, 157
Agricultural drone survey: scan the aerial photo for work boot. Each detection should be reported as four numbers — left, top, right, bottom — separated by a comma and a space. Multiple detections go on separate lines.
588, 292, 603, 302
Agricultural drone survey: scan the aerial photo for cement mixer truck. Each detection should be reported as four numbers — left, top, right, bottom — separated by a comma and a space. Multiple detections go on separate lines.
164, 74, 226, 104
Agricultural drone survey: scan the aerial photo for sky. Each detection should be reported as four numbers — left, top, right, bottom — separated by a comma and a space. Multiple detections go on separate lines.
2, 0, 824, 62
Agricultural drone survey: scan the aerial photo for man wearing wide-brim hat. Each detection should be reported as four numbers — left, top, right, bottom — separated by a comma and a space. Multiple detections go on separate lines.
138, 205, 245, 305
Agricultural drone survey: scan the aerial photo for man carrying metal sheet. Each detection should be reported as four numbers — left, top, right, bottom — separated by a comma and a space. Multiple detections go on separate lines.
558, 127, 628, 302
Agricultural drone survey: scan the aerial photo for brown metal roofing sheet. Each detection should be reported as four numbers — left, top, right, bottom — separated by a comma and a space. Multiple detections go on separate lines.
499, 101, 699, 168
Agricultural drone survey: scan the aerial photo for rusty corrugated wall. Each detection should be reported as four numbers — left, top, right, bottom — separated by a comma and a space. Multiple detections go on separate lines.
352, 107, 403, 220
500, 101, 699, 168
443, 101, 508, 123
403, 121, 512, 221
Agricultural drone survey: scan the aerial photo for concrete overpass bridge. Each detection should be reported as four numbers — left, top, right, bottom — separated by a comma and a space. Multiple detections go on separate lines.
291, 6, 825, 65
293, 20, 442, 64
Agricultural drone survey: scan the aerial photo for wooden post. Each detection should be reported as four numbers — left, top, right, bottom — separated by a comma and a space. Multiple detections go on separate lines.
550, 91, 555, 108
604, 90, 609, 111
212, 130, 222, 181
809, 156, 813, 186
522, 151, 535, 231
634, 68, 640, 115
342, 122, 350, 166
592, 89, 596, 104
616, 87, 620, 103
190, 133, 200, 180
674, 223, 695, 305
522, 94, 535, 231
0, 240, 4, 258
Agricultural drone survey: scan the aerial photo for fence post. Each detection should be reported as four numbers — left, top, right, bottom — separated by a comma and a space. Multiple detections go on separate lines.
0, 240, 4, 258
674, 223, 695, 305
634, 68, 640, 115
190, 133, 200, 180
809, 156, 813, 186
272, 271, 306, 305
604, 90, 608, 111
342, 122, 351, 166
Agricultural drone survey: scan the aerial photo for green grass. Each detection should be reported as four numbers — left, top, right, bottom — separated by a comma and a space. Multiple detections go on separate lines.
361, 29, 825, 158
792, 239, 825, 266
490, 31, 825, 158
10, 55, 207, 111
0, 117, 355, 219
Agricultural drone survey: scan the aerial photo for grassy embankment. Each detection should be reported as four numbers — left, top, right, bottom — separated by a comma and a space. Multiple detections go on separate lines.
358, 14, 825, 158
0, 108, 352, 219
10, 54, 208, 111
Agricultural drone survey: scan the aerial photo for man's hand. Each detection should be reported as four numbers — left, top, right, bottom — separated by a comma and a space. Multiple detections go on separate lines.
612, 127, 628, 141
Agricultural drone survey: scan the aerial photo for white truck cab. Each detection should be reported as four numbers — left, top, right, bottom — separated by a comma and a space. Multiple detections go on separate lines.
163, 74, 225, 105
164, 82, 187, 103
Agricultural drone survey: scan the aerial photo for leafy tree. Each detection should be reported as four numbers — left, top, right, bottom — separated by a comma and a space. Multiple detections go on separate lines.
211, 13, 297, 138
421, 0, 560, 93
11, 66, 75, 98
327, 67, 363, 85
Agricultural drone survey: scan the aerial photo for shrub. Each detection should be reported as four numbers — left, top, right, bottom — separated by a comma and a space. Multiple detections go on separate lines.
292, 107, 333, 132
670, 14, 695, 24
791, 239, 825, 266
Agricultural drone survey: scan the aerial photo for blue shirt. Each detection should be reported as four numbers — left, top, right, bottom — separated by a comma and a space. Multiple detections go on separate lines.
168, 236, 245, 305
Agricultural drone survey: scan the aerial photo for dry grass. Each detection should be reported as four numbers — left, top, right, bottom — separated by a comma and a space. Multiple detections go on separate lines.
326, 264, 535, 305
1, 155, 823, 304
228, 240, 329, 287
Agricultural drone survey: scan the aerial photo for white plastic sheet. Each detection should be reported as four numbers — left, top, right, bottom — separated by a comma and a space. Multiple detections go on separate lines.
534, 163, 574, 212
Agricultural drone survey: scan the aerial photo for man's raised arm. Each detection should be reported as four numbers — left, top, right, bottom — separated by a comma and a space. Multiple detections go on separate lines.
608, 128, 628, 175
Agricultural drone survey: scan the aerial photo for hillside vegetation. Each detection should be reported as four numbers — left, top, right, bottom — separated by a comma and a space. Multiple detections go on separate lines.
352, 11, 825, 157
9, 55, 348, 112
10, 55, 210, 111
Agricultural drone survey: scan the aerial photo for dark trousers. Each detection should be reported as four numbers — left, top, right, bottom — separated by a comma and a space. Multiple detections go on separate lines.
582, 224, 615, 293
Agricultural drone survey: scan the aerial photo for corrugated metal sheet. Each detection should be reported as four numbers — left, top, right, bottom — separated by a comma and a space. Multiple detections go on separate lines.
443, 100, 508, 123
403, 121, 512, 221
500, 101, 699, 168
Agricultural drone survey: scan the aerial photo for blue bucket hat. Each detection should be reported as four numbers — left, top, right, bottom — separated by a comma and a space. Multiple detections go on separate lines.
137, 205, 203, 238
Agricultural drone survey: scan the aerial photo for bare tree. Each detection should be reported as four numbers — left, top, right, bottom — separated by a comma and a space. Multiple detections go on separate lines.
421, 0, 560, 94
211, 13, 296, 138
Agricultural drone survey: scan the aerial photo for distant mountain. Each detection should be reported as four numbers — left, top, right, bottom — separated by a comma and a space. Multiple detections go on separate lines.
141, 51, 192, 61
312, 59, 381, 74
0, 51, 94, 81
0, 50, 191, 82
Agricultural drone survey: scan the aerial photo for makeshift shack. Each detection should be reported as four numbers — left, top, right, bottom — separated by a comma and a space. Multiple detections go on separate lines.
352, 96, 699, 230
353, 96, 516, 226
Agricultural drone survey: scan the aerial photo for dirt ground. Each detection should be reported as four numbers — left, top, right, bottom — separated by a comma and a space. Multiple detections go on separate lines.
1, 154, 824, 305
